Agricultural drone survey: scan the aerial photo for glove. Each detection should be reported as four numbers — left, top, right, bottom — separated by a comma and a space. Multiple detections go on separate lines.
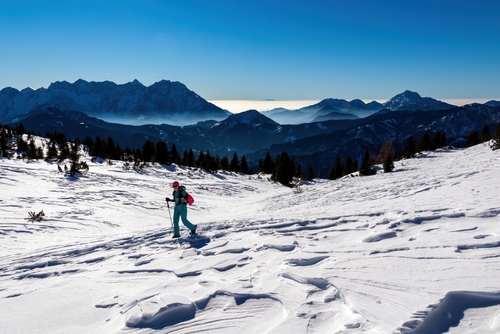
165, 197, 171, 202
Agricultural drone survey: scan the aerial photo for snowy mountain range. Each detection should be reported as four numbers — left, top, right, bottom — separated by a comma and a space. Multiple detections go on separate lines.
0, 79, 230, 126
0, 79, 462, 127
2, 79, 499, 176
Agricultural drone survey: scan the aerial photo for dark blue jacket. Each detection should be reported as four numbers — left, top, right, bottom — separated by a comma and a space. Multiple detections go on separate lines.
172, 186, 188, 205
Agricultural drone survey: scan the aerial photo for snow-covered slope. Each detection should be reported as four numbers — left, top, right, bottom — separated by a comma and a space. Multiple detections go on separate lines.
1, 142, 500, 333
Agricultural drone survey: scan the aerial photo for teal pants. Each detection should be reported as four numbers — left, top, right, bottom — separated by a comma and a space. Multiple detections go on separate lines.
173, 204, 195, 236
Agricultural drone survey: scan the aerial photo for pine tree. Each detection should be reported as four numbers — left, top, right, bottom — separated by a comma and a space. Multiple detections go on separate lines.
155, 140, 169, 164
142, 139, 155, 162
196, 151, 206, 168
58, 142, 70, 161
105, 136, 120, 160
26, 139, 38, 160
203, 151, 212, 171
90, 136, 105, 158
328, 156, 343, 180
481, 124, 490, 143
133, 148, 142, 163
74, 138, 81, 149
306, 163, 315, 181
67, 149, 88, 176
229, 153, 239, 172
433, 131, 447, 149
417, 133, 433, 152
185, 148, 194, 167
334, 156, 343, 179
465, 131, 479, 148
0, 128, 12, 157
46, 141, 58, 160
68, 150, 79, 176
220, 156, 230, 171
83, 136, 94, 151
210, 154, 220, 172
376, 140, 395, 164
258, 158, 264, 173
491, 124, 500, 150
271, 151, 294, 186
295, 160, 303, 179
383, 154, 395, 173
170, 143, 181, 164
17, 136, 28, 154
359, 150, 377, 176
402, 136, 416, 158
240, 155, 250, 174
342, 155, 357, 176
262, 152, 274, 174
182, 150, 189, 166
328, 164, 336, 180
183, 148, 195, 167
15, 123, 26, 136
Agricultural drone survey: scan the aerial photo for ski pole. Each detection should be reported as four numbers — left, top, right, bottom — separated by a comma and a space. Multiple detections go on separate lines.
166, 200, 173, 236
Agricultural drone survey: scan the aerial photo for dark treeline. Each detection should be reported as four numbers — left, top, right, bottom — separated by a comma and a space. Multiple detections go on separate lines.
2, 122, 500, 185
324, 130, 450, 180
81, 135, 253, 174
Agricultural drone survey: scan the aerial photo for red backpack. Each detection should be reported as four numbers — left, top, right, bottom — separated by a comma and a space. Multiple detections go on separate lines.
186, 192, 194, 206
174, 186, 195, 206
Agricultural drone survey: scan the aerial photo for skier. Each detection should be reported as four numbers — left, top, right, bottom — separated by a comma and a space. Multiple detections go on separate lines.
165, 181, 197, 238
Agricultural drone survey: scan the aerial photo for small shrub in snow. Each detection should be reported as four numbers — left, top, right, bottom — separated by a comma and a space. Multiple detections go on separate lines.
133, 161, 149, 170
27, 210, 45, 221
291, 178, 303, 194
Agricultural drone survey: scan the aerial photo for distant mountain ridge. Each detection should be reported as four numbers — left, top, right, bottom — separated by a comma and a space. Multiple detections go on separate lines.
12, 102, 500, 178
485, 100, 500, 107
257, 103, 500, 177
0, 79, 231, 126
261, 91, 456, 124
262, 98, 382, 124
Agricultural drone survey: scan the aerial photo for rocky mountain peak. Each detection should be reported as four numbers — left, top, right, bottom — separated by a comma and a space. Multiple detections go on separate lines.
384, 90, 456, 111
219, 109, 279, 127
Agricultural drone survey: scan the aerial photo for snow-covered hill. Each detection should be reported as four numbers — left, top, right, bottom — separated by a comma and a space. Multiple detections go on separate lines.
1, 143, 500, 333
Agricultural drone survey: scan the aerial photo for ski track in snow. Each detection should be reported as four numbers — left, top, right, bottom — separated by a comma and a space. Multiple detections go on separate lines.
1, 144, 500, 333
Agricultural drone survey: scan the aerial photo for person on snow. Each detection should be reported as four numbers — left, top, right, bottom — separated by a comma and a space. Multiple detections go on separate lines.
165, 181, 197, 238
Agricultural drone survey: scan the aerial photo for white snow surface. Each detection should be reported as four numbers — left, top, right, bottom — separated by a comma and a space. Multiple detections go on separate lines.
1, 144, 500, 333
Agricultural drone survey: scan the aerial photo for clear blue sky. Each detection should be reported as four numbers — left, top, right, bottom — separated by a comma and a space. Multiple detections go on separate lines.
1, 0, 499, 102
